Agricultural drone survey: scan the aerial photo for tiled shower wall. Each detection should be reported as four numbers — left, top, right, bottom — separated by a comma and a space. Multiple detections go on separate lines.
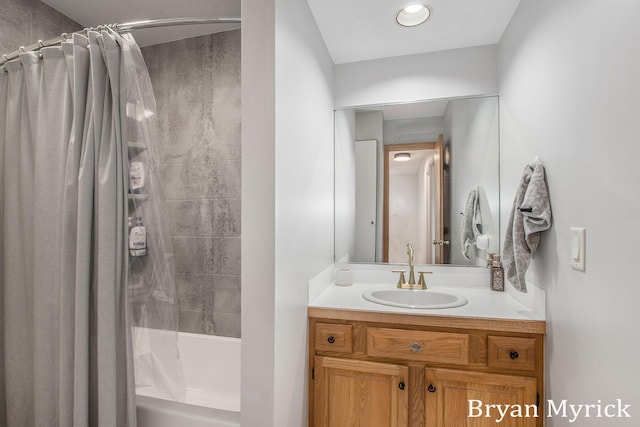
142, 30, 241, 337
0, 0, 80, 56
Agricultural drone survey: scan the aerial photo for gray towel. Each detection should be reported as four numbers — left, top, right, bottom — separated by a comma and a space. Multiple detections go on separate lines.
461, 185, 483, 260
502, 161, 552, 292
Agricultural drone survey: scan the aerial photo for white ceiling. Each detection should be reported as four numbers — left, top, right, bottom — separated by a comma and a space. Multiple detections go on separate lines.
359, 99, 449, 121
42, 0, 240, 47
306, 0, 521, 64
43, 0, 519, 64
389, 150, 433, 175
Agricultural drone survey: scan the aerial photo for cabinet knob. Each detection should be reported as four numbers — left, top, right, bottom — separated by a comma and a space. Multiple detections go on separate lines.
427, 384, 436, 393
398, 382, 406, 390
410, 343, 422, 352
327, 336, 335, 344
510, 351, 519, 360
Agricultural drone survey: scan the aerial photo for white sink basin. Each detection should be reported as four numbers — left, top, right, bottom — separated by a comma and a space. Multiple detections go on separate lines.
362, 287, 468, 309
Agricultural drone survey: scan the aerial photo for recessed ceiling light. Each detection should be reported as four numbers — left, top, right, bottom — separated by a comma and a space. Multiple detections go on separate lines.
396, 4, 431, 27
394, 152, 412, 162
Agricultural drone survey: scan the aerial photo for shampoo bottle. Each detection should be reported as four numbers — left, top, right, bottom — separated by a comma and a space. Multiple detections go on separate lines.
128, 216, 147, 257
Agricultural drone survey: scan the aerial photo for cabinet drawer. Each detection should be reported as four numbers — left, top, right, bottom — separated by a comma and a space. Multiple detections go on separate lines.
488, 336, 536, 371
367, 327, 469, 365
315, 323, 353, 353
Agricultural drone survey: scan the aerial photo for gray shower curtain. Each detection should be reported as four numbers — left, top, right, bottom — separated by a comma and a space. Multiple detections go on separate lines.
0, 30, 137, 426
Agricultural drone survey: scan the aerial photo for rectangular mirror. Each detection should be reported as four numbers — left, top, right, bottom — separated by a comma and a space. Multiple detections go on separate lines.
335, 95, 500, 266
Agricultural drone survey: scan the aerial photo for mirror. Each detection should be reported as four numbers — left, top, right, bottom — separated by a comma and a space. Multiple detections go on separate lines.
335, 95, 500, 266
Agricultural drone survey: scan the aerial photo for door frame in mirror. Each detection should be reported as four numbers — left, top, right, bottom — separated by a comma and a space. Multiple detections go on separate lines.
383, 136, 445, 263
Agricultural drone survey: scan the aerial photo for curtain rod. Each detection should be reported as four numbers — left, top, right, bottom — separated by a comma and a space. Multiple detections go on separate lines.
0, 17, 241, 66
116, 17, 240, 31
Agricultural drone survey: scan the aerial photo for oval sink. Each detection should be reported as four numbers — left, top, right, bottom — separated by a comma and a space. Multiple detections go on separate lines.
362, 288, 468, 309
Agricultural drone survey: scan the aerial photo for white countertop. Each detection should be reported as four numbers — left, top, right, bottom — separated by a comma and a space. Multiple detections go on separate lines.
308, 264, 546, 322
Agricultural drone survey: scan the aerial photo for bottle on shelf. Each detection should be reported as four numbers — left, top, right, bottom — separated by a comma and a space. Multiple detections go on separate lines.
128, 216, 147, 257
129, 161, 145, 194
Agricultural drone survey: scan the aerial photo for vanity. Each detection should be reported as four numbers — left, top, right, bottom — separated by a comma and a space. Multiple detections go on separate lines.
307, 266, 545, 427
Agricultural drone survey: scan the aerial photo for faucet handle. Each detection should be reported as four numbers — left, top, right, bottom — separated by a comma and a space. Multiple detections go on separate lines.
487, 252, 496, 267
417, 271, 433, 289
392, 269, 407, 288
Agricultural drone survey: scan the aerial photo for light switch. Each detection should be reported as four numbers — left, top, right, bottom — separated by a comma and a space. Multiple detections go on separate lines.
570, 227, 586, 271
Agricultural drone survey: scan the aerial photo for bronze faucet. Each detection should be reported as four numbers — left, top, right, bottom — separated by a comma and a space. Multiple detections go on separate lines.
392, 243, 432, 289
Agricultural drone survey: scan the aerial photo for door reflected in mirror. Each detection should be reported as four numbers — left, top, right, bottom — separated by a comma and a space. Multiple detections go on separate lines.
335, 95, 500, 266
384, 139, 446, 264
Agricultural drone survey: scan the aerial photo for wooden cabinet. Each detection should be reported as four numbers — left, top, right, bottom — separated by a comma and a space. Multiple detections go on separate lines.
425, 368, 537, 427
309, 308, 545, 427
314, 357, 408, 427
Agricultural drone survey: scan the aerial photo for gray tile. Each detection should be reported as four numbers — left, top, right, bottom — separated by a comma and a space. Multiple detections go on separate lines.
175, 273, 240, 314
207, 31, 241, 87
212, 312, 241, 338
0, 0, 32, 54
179, 309, 210, 335
165, 198, 240, 237
166, 200, 216, 237
175, 273, 205, 312
213, 198, 241, 237
172, 237, 241, 276
158, 119, 240, 165
211, 83, 241, 125
162, 159, 240, 200
139, 30, 241, 338
30, 2, 81, 45
209, 275, 241, 314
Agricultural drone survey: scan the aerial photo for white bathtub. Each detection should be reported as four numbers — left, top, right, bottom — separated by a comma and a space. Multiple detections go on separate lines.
135, 328, 241, 427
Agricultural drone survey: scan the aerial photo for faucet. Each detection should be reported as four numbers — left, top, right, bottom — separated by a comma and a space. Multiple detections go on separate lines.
392, 243, 432, 290
407, 243, 416, 286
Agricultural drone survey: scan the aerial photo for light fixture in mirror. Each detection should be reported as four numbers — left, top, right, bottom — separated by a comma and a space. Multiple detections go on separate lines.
393, 152, 412, 162
334, 95, 500, 267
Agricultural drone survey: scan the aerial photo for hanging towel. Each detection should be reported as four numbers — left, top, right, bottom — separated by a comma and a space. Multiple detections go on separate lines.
461, 185, 483, 260
502, 161, 552, 292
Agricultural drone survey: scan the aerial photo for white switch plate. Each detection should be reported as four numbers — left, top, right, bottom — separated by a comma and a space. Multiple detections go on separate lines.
570, 227, 586, 271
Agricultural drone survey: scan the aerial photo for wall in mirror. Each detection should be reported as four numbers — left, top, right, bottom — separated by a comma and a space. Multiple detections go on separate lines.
335, 95, 500, 266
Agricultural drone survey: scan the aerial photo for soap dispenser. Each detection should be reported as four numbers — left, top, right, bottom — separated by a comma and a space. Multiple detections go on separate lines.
490, 254, 504, 292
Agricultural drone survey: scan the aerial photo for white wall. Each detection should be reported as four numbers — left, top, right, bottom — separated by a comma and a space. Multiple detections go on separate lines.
388, 173, 420, 263
444, 97, 500, 266
355, 111, 384, 261
334, 110, 356, 262
334, 45, 499, 108
273, 0, 335, 425
241, 0, 335, 425
499, 0, 640, 423
241, 0, 276, 424
383, 116, 444, 145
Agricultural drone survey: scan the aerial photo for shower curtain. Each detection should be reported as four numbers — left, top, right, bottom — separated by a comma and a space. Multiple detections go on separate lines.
0, 29, 183, 426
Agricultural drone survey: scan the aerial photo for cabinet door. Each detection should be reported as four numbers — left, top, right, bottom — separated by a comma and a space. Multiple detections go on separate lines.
424, 368, 537, 427
314, 356, 409, 427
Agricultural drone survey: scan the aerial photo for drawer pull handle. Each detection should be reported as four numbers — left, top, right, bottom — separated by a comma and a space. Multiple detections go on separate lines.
427, 384, 436, 393
327, 336, 335, 344
398, 382, 406, 390
510, 351, 519, 360
410, 343, 422, 352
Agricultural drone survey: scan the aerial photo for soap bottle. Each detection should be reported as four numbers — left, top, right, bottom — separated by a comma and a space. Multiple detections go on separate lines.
129, 161, 145, 194
490, 254, 504, 292
128, 216, 147, 257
